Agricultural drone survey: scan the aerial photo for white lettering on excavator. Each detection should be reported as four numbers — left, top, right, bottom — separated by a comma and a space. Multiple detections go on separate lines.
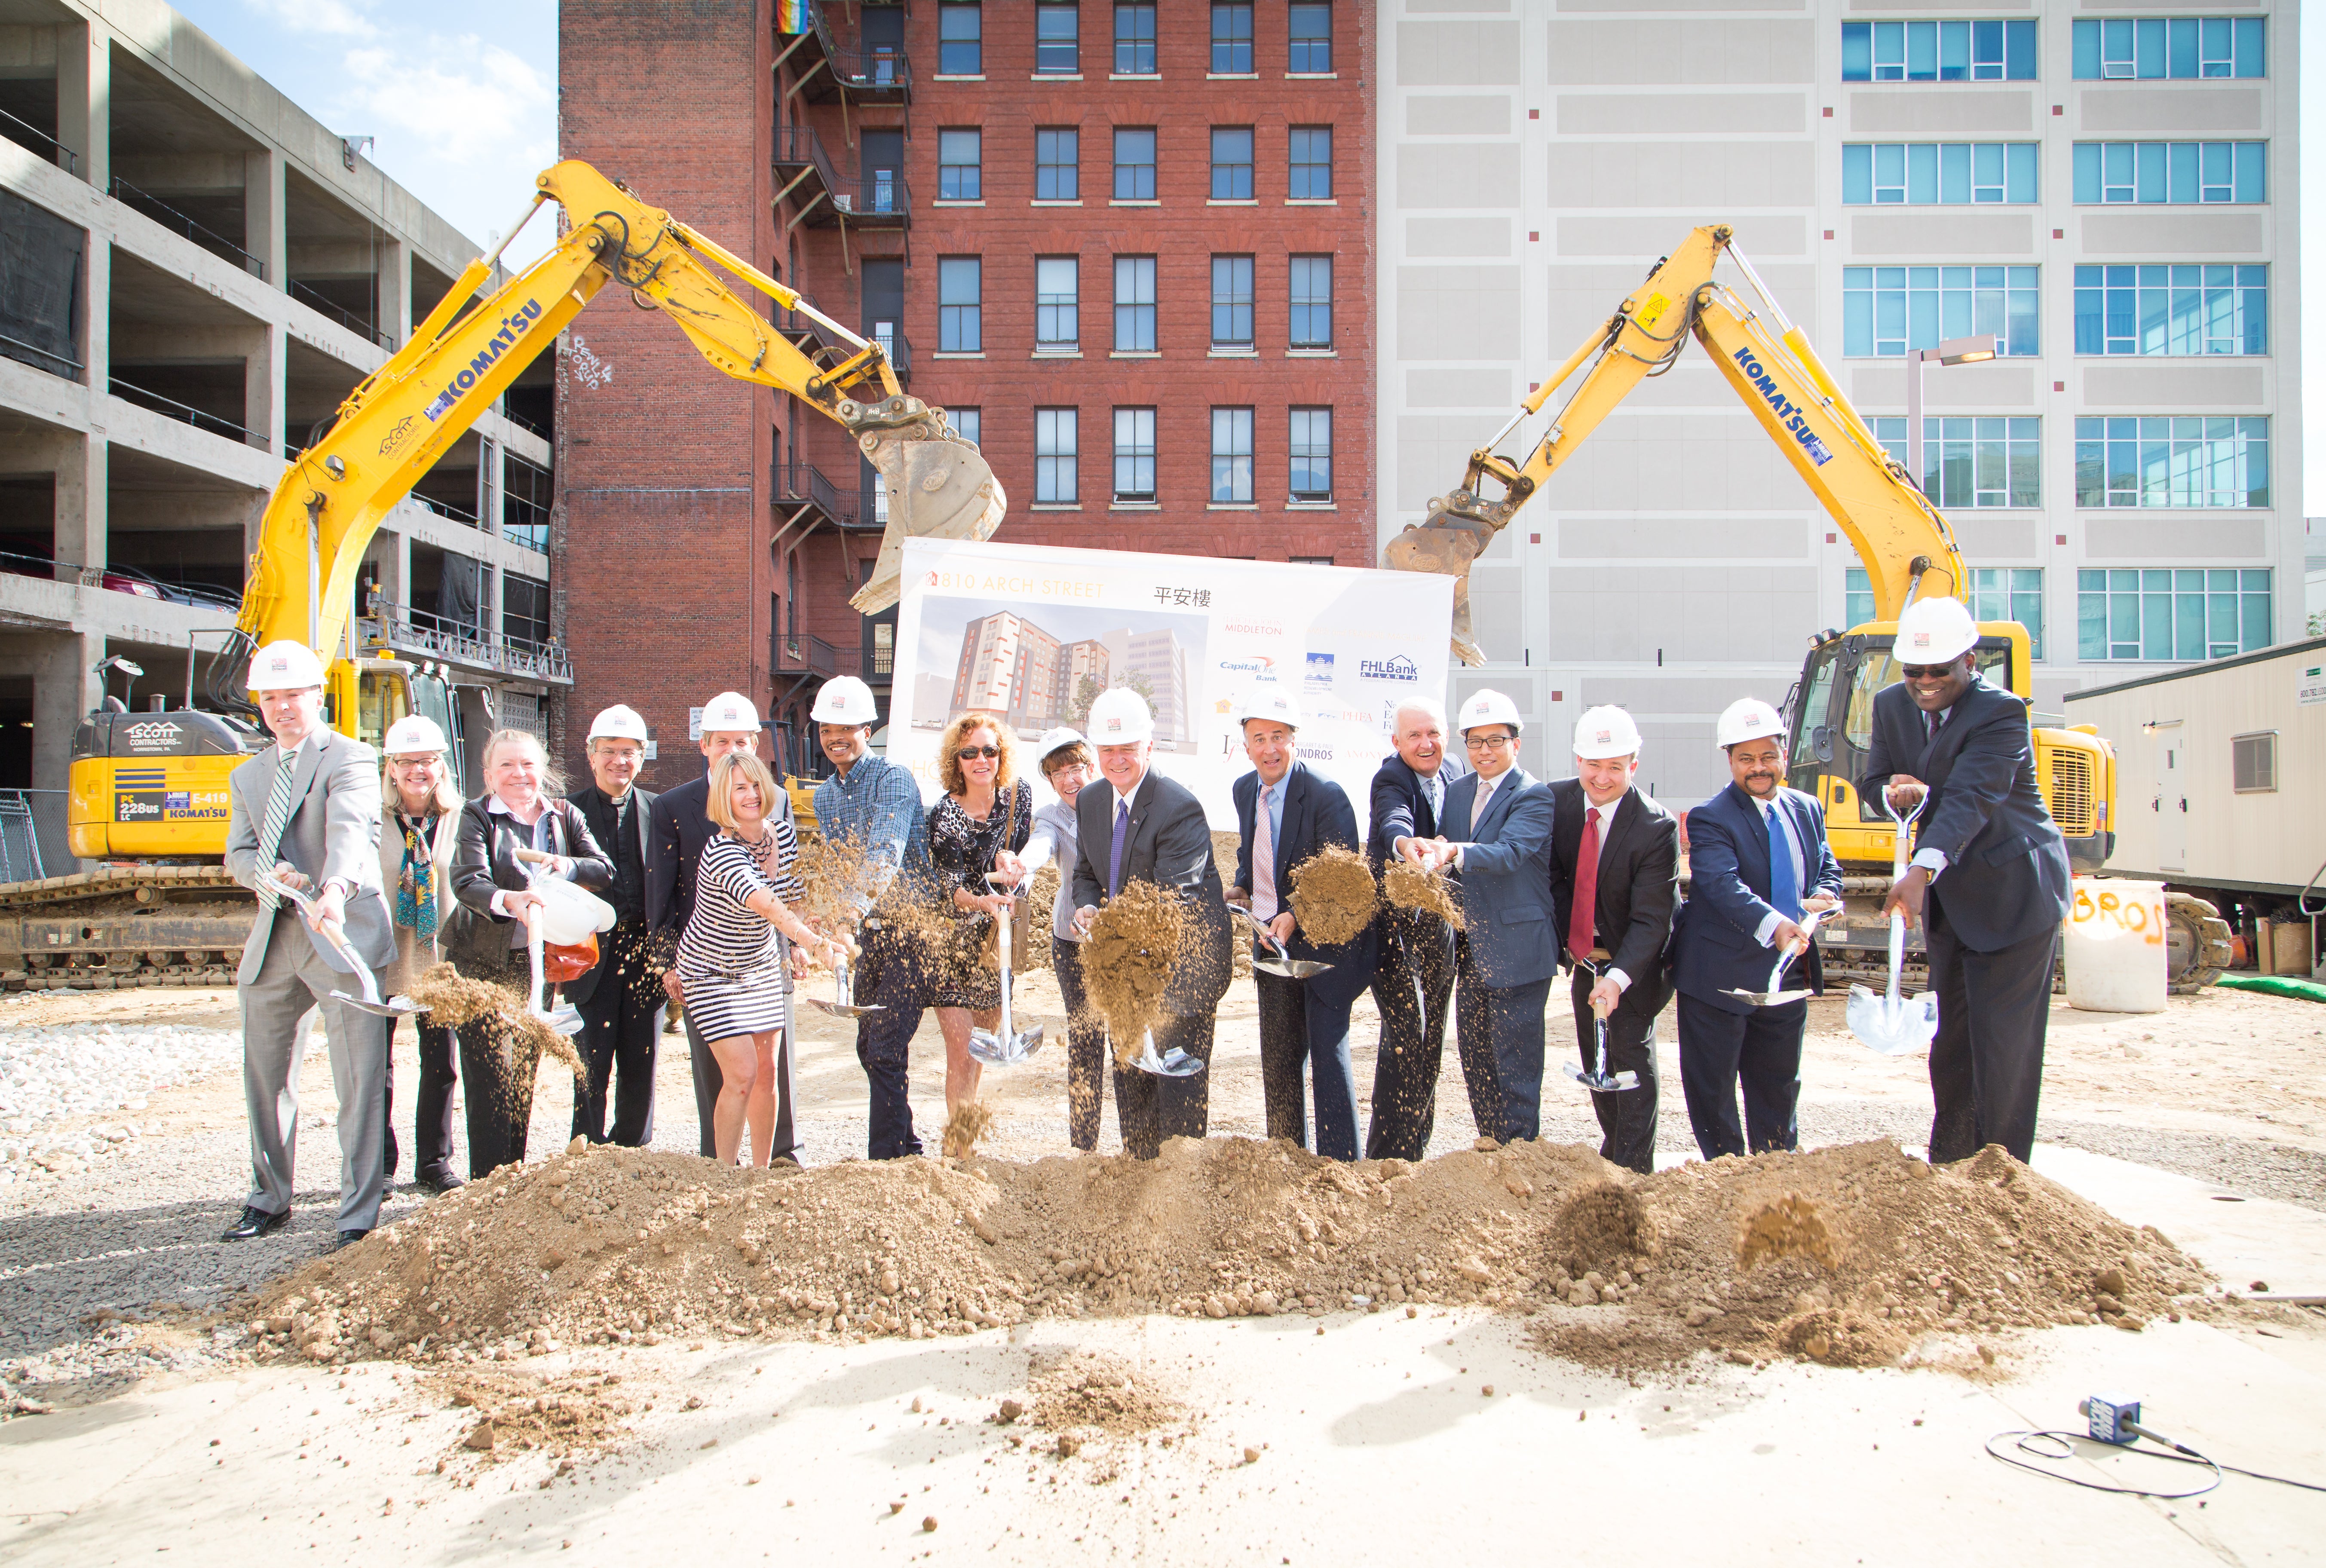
425, 297, 545, 423
1732, 346, 1834, 467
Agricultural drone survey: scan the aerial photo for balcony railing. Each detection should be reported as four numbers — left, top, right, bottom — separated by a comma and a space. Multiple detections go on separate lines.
108, 376, 269, 451
832, 170, 910, 227
359, 597, 573, 683
772, 123, 842, 226
108, 178, 266, 279
775, 633, 837, 677
288, 279, 394, 350
831, 43, 912, 103
0, 106, 77, 174
0, 329, 81, 382
861, 480, 889, 530
409, 492, 483, 528
771, 461, 851, 526
873, 325, 912, 384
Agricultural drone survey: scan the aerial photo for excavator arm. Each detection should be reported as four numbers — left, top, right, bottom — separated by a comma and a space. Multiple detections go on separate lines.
1385, 223, 1966, 665
231, 159, 1000, 681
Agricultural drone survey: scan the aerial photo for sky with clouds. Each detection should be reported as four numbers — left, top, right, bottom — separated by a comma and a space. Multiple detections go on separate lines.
175, 0, 2322, 506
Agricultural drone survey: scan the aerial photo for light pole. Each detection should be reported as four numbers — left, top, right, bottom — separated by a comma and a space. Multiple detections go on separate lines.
1904, 334, 2003, 497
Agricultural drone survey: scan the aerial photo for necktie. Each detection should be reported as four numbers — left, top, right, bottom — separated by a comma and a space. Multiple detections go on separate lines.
1423, 772, 1443, 833
1568, 805, 1600, 964
254, 748, 299, 910
1470, 776, 1496, 834
1109, 796, 1130, 895
1766, 801, 1801, 922
1251, 784, 1278, 921
1926, 708, 1946, 742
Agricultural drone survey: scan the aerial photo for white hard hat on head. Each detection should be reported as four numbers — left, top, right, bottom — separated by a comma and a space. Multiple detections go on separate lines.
1573, 704, 1643, 761
809, 676, 878, 726
383, 714, 448, 756
1895, 596, 1979, 665
1714, 698, 1785, 751
588, 704, 648, 744
699, 691, 761, 733
1086, 686, 1155, 744
1455, 688, 1523, 735
247, 640, 326, 692
1236, 687, 1302, 730
1036, 726, 1086, 763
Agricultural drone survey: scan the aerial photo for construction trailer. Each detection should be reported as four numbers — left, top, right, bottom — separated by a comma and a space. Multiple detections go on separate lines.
2063, 636, 2326, 982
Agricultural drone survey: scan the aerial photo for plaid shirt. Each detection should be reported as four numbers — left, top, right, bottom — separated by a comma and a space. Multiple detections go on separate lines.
812, 754, 930, 916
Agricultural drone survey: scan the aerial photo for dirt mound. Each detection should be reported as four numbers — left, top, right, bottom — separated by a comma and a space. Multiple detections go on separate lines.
1384, 862, 1464, 931
253, 1138, 2216, 1378
433, 1365, 637, 1469
1027, 1349, 1182, 1439
1082, 880, 1185, 1062
1287, 846, 1377, 946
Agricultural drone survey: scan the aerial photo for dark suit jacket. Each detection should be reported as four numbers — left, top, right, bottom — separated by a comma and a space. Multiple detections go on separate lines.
1231, 761, 1378, 1006
565, 782, 656, 1007
1440, 766, 1557, 987
445, 796, 613, 980
1366, 752, 1464, 872
1861, 674, 2071, 952
1546, 779, 1679, 1017
646, 772, 797, 941
1070, 768, 1234, 1016
1672, 781, 1845, 1016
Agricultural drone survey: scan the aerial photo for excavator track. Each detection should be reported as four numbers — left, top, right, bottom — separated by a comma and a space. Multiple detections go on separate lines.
0, 866, 250, 991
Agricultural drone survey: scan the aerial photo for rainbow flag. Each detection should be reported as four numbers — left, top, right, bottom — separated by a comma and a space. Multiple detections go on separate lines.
777, 0, 811, 34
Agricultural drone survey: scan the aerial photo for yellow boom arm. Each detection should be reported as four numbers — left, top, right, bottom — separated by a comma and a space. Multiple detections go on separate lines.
233, 160, 1000, 669
1384, 224, 1967, 664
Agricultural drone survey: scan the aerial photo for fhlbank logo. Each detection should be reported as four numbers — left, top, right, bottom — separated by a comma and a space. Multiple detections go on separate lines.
1358, 655, 1419, 684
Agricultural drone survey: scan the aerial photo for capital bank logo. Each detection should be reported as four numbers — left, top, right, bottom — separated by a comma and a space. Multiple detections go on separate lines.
1358, 654, 1420, 684
1217, 655, 1277, 680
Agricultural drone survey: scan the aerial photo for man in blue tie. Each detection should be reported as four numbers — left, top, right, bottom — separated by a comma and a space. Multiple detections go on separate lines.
1671, 698, 1844, 1160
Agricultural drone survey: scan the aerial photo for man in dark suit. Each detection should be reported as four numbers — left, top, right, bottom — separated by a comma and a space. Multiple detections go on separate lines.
648, 690, 800, 1159
1672, 698, 1845, 1160
1227, 689, 1377, 1160
1070, 687, 1233, 1159
569, 704, 664, 1147
1864, 597, 2071, 1164
1547, 704, 1679, 1175
1364, 697, 1462, 1161
1408, 688, 1555, 1145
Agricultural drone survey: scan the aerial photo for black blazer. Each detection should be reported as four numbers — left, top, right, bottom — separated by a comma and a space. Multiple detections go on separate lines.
1861, 674, 2071, 952
1367, 752, 1462, 872
1671, 781, 1845, 1016
1069, 769, 1233, 1017
1545, 779, 1679, 1017
564, 782, 656, 1007
1231, 761, 1378, 1006
446, 796, 613, 980
646, 772, 797, 940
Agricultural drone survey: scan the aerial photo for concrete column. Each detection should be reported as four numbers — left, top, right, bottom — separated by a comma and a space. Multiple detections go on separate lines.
244, 149, 286, 289
478, 439, 501, 538
373, 528, 410, 608
51, 432, 105, 579
383, 237, 413, 346
33, 630, 100, 869
54, 20, 106, 188
81, 224, 108, 395
245, 320, 286, 455
485, 563, 503, 645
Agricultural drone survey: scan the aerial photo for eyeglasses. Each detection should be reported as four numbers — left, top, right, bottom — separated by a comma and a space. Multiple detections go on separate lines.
1464, 732, 1515, 750
1899, 663, 1957, 680
955, 745, 1000, 761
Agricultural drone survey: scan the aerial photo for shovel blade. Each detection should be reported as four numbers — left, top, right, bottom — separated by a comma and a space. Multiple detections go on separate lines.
970, 1025, 1046, 1065
333, 989, 426, 1019
1132, 1045, 1205, 1078
536, 1004, 586, 1037
1253, 957, 1334, 980
1566, 1064, 1642, 1093
807, 998, 883, 1018
1845, 985, 1937, 1056
1722, 986, 1813, 1008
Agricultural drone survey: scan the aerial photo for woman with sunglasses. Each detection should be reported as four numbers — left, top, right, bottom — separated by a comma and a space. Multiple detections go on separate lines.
927, 713, 1033, 1118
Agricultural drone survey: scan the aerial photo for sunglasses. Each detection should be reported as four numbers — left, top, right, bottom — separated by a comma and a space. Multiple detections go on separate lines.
1899, 663, 1957, 680
955, 745, 1000, 761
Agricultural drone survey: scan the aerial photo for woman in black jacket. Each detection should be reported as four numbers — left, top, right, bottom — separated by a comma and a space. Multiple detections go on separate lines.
447, 728, 613, 1176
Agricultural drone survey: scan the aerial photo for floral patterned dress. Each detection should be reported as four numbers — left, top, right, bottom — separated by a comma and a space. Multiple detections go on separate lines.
927, 778, 1033, 1009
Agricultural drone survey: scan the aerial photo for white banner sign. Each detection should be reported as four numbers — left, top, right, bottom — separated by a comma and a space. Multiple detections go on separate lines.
889, 539, 1455, 834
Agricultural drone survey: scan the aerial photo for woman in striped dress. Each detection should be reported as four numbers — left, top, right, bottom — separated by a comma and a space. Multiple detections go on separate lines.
679, 750, 846, 1166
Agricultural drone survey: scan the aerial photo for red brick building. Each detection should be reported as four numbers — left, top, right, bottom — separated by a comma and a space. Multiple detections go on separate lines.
553, 0, 1373, 785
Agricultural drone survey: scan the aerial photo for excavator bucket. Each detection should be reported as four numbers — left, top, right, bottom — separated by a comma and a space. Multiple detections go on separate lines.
1382, 500, 1499, 668
848, 400, 1007, 616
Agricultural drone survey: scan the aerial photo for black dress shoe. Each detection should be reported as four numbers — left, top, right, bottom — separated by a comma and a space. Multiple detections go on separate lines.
220, 1206, 288, 1242
333, 1228, 371, 1250
415, 1166, 466, 1193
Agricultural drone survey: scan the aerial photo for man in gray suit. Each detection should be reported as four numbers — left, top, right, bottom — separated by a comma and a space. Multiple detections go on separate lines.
1407, 688, 1557, 1144
221, 640, 400, 1247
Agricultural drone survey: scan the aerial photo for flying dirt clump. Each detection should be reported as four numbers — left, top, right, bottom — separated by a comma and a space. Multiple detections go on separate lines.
404, 962, 584, 1081
1738, 1194, 1841, 1272
1383, 861, 1465, 931
1082, 880, 1186, 1063
943, 1100, 996, 1160
1286, 846, 1378, 947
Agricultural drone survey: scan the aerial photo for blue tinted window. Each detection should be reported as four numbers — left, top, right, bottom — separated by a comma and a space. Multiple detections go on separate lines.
1843, 19, 2033, 81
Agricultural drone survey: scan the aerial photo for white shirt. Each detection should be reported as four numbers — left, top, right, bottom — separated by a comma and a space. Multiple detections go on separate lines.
1447, 766, 1515, 869
484, 795, 568, 922
1578, 795, 1633, 995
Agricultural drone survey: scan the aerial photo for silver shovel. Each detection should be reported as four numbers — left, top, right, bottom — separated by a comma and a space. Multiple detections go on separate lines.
1848, 798, 1940, 1056
968, 873, 1044, 1064
805, 952, 884, 1018
255, 869, 427, 1020
1231, 905, 1334, 980
1722, 908, 1827, 1008
1565, 959, 1640, 1093
1127, 1029, 1205, 1078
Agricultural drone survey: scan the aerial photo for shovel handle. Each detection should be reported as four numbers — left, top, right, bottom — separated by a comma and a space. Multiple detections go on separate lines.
1884, 910, 1908, 1004
515, 847, 556, 864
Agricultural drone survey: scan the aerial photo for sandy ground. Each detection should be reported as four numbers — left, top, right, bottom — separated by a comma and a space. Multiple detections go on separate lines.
2, 976, 2324, 1562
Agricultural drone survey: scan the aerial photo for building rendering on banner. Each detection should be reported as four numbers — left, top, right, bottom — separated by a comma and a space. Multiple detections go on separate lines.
1378, 0, 2301, 805
948, 609, 1192, 747
0, 0, 562, 867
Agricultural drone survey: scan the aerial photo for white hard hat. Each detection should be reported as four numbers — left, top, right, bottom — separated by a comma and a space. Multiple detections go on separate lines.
1236, 688, 1302, 730
1035, 726, 1087, 763
1456, 688, 1523, 736
1573, 704, 1643, 761
1086, 686, 1155, 744
247, 640, 325, 692
588, 704, 648, 744
1895, 596, 1979, 665
382, 714, 449, 756
809, 676, 878, 726
699, 690, 761, 733
1714, 698, 1785, 751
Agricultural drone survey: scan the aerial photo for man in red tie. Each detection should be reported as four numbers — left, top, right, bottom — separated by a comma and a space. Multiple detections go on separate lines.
1546, 705, 1679, 1174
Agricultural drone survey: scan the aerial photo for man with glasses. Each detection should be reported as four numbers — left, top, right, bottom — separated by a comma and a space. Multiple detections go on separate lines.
1365, 695, 1463, 1160
1864, 597, 2069, 1164
1403, 689, 1554, 1145
569, 705, 662, 1146
1547, 705, 1679, 1175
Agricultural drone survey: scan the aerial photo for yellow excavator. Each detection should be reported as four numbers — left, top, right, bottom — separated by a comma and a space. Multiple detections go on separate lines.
6, 160, 1000, 990
1385, 224, 2228, 988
